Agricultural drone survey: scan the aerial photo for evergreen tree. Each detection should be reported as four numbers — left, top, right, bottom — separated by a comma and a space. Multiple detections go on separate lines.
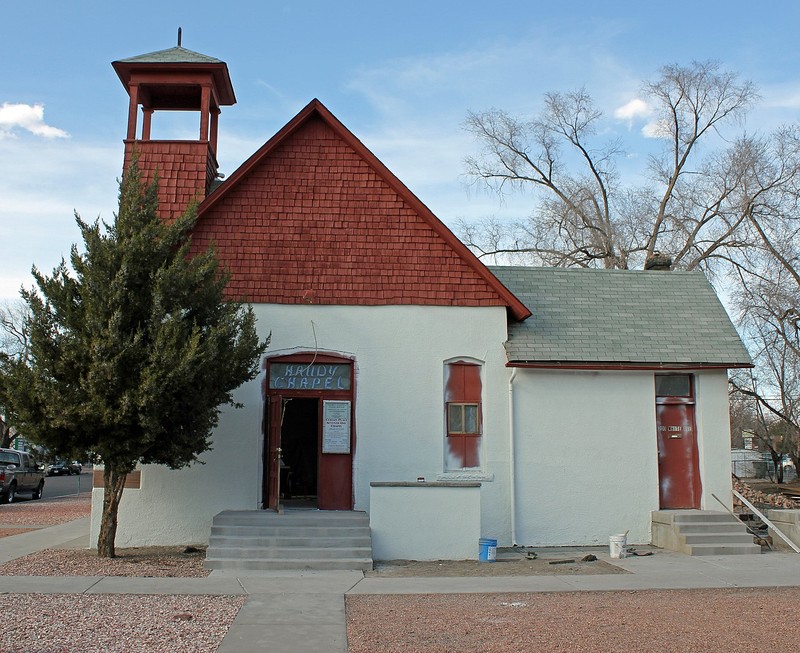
2, 162, 267, 557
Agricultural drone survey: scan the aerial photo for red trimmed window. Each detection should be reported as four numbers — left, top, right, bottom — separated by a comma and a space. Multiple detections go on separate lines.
445, 362, 482, 469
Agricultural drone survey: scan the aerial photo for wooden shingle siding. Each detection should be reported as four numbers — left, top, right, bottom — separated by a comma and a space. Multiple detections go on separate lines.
123, 140, 214, 221
191, 114, 515, 309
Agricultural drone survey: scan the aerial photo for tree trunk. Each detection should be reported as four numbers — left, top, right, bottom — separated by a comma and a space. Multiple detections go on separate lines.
0, 419, 12, 449
97, 466, 127, 558
768, 450, 784, 484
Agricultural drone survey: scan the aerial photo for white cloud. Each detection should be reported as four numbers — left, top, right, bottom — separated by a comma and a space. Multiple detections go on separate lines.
614, 98, 650, 121
641, 119, 671, 139
0, 102, 69, 140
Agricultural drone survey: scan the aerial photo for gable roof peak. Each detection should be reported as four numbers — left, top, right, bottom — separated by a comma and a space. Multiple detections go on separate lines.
198, 99, 531, 321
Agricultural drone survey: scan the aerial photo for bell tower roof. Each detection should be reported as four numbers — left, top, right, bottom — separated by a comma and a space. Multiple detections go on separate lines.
112, 45, 236, 107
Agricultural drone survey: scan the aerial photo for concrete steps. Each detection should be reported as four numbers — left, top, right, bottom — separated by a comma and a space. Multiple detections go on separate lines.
205, 509, 373, 571
652, 510, 762, 556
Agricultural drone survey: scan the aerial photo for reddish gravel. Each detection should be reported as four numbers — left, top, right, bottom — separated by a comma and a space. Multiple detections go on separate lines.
0, 494, 91, 528
0, 527, 36, 537
0, 496, 239, 652
1, 593, 245, 653
0, 546, 210, 577
346, 587, 800, 653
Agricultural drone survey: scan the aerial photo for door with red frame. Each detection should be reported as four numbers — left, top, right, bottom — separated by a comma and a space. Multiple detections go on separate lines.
264, 395, 283, 510
264, 355, 354, 511
656, 375, 701, 509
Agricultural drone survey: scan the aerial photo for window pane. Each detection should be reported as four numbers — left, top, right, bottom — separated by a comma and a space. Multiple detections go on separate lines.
655, 375, 691, 397
464, 405, 478, 433
448, 404, 463, 433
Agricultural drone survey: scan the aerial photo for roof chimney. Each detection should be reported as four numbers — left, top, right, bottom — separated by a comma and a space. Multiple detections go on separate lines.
645, 252, 673, 271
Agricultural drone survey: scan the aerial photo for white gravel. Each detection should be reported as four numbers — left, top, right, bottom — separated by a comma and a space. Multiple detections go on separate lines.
346, 587, 800, 652
1, 593, 245, 653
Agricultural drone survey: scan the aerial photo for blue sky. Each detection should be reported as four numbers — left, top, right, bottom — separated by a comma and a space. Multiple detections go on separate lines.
1, 1, 799, 300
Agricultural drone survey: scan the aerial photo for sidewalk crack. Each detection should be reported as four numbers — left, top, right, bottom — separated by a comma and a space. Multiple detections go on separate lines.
82, 576, 105, 594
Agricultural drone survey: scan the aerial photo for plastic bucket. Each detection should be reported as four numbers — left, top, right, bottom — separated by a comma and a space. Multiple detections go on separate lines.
478, 537, 497, 562
609, 534, 627, 559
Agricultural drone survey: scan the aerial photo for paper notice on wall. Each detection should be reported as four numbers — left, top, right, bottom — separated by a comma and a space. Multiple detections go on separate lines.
322, 400, 351, 454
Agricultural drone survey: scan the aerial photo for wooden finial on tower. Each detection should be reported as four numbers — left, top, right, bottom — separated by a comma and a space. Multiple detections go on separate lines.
177, 27, 182, 47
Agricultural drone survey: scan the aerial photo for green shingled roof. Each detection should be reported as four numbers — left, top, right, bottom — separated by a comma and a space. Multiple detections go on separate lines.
115, 46, 223, 64
490, 266, 752, 366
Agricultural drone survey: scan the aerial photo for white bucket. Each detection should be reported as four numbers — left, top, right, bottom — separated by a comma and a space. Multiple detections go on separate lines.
609, 534, 627, 559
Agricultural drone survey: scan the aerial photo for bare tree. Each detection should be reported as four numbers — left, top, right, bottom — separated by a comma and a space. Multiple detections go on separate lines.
463, 60, 800, 482
461, 62, 800, 273
0, 300, 30, 360
0, 300, 30, 448
730, 207, 800, 480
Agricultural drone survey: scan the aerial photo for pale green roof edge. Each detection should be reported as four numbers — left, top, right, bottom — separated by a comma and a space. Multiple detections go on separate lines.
490, 266, 752, 366
115, 46, 223, 65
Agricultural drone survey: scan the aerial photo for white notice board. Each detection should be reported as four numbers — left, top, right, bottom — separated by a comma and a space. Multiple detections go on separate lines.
322, 400, 351, 454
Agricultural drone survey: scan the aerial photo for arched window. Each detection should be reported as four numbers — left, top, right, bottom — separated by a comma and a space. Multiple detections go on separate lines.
445, 361, 482, 469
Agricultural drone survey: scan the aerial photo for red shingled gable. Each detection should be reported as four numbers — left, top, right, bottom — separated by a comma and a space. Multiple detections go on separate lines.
194, 100, 531, 320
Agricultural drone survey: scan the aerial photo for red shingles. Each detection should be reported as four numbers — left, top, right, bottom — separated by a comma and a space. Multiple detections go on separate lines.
124, 141, 214, 221
140, 112, 515, 311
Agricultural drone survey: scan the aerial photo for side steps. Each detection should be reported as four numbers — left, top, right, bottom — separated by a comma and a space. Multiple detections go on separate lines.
652, 510, 762, 555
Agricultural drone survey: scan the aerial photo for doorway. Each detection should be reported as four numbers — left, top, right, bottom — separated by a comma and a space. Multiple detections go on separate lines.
280, 398, 319, 508
656, 374, 701, 509
263, 354, 355, 512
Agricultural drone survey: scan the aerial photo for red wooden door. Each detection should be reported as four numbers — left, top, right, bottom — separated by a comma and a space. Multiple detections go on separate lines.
318, 399, 353, 510
318, 452, 352, 510
656, 401, 701, 509
266, 395, 283, 511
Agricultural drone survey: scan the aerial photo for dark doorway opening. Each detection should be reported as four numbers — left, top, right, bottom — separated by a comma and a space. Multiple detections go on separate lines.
281, 398, 319, 509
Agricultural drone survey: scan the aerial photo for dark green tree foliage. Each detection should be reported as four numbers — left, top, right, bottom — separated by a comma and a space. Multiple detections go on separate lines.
4, 162, 267, 556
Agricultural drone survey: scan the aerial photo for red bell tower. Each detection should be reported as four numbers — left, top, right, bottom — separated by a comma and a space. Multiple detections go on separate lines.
112, 36, 236, 219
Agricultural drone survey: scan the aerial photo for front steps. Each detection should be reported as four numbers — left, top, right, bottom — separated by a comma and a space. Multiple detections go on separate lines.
652, 510, 762, 556
205, 509, 373, 572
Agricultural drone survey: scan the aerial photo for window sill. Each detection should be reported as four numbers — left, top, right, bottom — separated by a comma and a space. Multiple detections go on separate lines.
437, 471, 494, 482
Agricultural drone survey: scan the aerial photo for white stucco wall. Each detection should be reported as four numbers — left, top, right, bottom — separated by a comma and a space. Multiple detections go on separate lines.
90, 304, 511, 548
369, 483, 481, 560
511, 369, 660, 547
510, 368, 734, 547
694, 370, 735, 511
89, 302, 737, 553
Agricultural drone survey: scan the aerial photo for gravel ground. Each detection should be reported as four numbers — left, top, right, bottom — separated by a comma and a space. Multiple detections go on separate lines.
0, 546, 210, 577
0, 496, 243, 653
346, 587, 800, 653
0, 527, 36, 537
368, 555, 624, 577
1, 594, 246, 653
0, 494, 91, 528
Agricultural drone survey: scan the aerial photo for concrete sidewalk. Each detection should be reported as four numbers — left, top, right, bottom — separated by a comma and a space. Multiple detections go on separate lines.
0, 516, 90, 564
2, 520, 800, 653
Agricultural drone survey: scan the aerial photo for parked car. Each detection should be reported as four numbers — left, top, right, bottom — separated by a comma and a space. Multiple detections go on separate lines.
0, 448, 45, 503
47, 461, 74, 476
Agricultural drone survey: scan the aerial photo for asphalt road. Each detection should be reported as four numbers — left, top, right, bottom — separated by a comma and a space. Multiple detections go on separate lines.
41, 471, 91, 500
